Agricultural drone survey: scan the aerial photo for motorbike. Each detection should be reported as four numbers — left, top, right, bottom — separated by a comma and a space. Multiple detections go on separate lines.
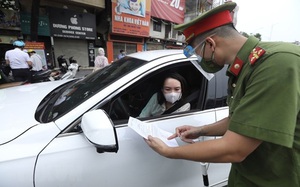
0, 56, 80, 88
32, 69, 61, 82
56, 55, 80, 79
57, 55, 69, 73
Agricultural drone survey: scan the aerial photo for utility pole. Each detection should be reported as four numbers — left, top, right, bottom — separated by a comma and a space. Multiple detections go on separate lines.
30, 0, 40, 42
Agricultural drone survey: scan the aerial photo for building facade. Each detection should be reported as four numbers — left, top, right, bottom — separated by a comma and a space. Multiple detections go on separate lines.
0, 0, 218, 67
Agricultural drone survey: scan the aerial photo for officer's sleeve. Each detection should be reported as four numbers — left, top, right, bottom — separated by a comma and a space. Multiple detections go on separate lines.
229, 53, 300, 148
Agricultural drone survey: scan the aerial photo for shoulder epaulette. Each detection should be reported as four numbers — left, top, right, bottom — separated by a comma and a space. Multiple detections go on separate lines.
229, 57, 243, 76
249, 47, 266, 65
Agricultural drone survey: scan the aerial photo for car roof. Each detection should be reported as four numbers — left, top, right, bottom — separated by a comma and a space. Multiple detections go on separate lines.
127, 49, 185, 61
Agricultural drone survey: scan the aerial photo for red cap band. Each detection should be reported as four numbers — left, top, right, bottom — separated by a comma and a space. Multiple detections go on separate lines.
183, 10, 233, 42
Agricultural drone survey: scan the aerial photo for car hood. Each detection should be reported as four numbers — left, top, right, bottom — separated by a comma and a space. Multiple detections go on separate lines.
0, 81, 70, 144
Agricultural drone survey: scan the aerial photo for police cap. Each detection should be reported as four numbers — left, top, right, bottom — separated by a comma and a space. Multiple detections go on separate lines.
174, 2, 236, 43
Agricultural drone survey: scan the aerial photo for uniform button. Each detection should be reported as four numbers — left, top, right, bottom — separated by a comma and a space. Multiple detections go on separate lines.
232, 83, 236, 88
231, 96, 234, 99
234, 64, 240, 69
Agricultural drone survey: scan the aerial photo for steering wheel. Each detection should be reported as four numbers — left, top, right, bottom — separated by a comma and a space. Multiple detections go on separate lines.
115, 97, 131, 119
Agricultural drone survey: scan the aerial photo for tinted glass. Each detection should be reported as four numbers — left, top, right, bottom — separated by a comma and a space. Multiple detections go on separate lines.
36, 57, 147, 122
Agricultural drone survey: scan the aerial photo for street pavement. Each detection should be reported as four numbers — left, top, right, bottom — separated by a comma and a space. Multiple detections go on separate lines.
75, 68, 93, 78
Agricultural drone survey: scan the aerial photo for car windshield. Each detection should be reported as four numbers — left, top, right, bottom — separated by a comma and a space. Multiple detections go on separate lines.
36, 56, 148, 122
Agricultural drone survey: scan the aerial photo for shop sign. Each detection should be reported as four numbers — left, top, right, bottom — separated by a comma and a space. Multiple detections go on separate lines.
20, 13, 50, 36
0, 8, 20, 30
111, 0, 151, 37
0, 35, 18, 44
24, 42, 45, 49
24, 42, 47, 68
49, 8, 96, 40
151, 0, 185, 24
87, 42, 95, 66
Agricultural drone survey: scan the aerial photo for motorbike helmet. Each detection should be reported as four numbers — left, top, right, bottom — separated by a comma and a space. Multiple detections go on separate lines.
27, 49, 35, 53
13, 40, 25, 48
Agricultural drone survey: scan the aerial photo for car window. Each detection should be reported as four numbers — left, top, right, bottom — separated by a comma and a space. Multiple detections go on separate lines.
101, 61, 208, 124
204, 65, 228, 109
36, 56, 148, 123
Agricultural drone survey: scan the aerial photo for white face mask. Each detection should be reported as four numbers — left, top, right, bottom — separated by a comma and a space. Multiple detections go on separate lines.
164, 92, 182, 104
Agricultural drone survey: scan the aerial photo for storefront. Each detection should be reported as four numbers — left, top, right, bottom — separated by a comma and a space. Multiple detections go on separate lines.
0, 8, 21, 63
107, 0, 151, 62
20, 12, 52, 68
145, 0, 186, 51
48, 7, 96, 67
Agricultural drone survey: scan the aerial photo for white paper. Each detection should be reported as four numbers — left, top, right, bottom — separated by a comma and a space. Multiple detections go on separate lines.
128, 117, 178, 147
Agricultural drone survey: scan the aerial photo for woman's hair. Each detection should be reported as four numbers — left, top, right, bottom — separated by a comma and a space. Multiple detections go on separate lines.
157, 72, 188, 105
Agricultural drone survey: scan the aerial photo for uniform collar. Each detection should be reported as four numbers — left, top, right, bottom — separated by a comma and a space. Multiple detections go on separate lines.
227, 36, 260, 77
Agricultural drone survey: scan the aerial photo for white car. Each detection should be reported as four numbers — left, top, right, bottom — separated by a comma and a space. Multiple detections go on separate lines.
0, 50, 230, 187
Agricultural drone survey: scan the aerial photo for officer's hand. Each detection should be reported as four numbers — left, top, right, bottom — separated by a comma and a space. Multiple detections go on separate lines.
145, 135, 170, 157
168, 125, 200, 143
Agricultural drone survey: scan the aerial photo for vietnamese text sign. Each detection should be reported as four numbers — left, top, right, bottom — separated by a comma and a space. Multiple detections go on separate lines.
0, 8, 20, 29
49, 8, 96, 40
151, 0, 185, 24
20, 13, 50, 36
112, 0, 151, 37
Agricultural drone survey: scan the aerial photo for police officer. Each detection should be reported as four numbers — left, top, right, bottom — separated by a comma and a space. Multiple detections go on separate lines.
145, 2, 300, 186
5, 40, 32, 82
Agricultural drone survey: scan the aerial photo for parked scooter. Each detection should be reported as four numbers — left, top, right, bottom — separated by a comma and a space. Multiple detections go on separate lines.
56, 55, 80, 78
57, 55, 68, 73
0, 61, 11, 77
0, 60, 11, 79
60, 56, 80, 80
0, 56, 80, 88
31, 70, 52, 82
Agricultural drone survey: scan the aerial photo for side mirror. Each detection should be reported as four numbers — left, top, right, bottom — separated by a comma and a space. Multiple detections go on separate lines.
81, 109, 118, 153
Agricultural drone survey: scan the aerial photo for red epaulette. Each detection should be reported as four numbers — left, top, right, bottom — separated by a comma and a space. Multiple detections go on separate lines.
249, 47, 266, 65
229, 57, 243, 76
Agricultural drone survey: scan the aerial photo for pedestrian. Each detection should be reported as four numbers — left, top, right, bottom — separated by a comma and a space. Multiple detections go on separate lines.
117, 49, 126, 59
27, 49, 43, 75
145, 2, 300, 186
93, 48, 109, 72
5, 40, 32, 82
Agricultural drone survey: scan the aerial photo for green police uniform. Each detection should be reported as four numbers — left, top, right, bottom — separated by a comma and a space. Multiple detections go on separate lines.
227, 36, 300, 186
174, 2, 300, 185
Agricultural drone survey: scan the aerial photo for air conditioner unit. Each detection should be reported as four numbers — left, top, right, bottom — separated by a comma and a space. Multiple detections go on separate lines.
168, 31, 178, 40
177, 34, 186, 42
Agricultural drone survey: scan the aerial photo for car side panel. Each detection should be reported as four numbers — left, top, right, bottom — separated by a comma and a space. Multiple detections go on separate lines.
0, 122, 60, 187
34, 109, 230, 187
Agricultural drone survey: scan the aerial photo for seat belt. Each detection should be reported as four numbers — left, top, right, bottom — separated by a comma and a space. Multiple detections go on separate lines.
162, 89, 200, 115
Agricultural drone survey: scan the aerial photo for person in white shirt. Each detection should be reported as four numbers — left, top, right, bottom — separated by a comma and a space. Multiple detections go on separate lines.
93, 48, 109, 72
27, 49, 43, 75
5, 40, 32, 82
139, 72, 191, 118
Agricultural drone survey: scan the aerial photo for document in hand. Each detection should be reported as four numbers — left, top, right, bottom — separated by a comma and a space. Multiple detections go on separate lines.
128, 117, 178, 147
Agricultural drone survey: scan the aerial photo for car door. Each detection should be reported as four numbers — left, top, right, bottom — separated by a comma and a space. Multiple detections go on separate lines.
34, 60, 230, 187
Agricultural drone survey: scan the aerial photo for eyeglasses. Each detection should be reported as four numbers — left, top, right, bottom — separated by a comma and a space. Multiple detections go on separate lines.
183, 41, 206, 59
183, 33, 216, 58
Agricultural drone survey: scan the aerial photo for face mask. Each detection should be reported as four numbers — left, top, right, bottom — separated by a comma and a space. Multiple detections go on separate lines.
197, 44, 224, 73
164, 92, 182, 104
183, 38, 223, 74
198, 55, 224, 73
